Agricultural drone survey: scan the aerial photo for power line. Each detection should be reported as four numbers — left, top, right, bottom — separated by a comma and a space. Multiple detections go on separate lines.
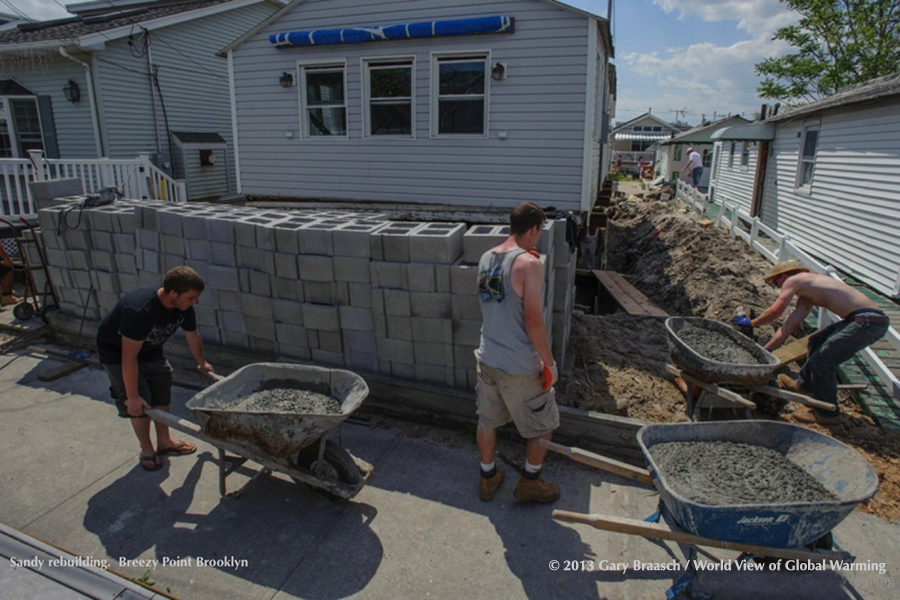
1, 0, 34, 21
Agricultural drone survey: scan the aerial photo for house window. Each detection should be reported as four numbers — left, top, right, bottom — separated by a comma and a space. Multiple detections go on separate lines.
798, 129, 818, 186
301, 64, 347, 138
728, 142, 736, 168
702, 149, 712, 168
435, 56, 487, 135
0, 121, 11, 158
740, 142, 750, 167
366, 60, 413, 136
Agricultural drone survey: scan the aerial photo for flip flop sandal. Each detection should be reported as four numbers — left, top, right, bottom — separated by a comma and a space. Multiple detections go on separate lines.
158, 442, 197, 456
140, 453, 162, 471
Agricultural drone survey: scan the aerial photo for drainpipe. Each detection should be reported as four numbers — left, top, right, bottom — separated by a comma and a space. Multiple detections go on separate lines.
146, 34, 162, 153
59, 46, 104, 157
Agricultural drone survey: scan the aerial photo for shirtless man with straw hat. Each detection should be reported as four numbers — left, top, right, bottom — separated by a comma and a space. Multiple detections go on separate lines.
732, 261, 889, 424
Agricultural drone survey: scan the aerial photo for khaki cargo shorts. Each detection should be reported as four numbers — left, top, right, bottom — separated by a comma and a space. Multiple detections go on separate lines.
476, 361, 559, 439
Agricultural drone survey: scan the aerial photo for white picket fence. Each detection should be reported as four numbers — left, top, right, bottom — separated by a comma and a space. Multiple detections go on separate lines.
676, 180, 900, 402
0, 150, 186, 218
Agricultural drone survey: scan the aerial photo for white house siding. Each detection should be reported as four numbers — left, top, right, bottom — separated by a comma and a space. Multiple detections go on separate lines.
763, 100, 900, 296
95, 2, 276, 194
710, 140, 756, 215
0, 54, 99, 158
181, 147, 229, 199
232, 0, 597, 210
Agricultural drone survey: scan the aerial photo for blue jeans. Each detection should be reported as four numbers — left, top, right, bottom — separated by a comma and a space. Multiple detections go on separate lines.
691, 166, 703, 186
798, 318, 889, 417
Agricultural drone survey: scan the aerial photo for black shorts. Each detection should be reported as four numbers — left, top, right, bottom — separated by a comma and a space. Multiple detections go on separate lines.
0, 263, 11, 277
102, 359, 174, 418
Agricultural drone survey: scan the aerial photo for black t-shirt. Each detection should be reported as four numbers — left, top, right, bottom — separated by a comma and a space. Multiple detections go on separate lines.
96, 287, 197, 365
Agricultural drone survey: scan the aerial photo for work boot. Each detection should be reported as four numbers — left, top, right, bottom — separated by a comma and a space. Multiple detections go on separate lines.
513, 474, 560, 503
792, 405, 843, 426
1, 293, 21, 306
777, 373, 805, 394
479, 467, 505, 502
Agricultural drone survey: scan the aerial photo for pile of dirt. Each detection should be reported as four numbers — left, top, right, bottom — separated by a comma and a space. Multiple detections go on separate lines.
561, 185, 900, 522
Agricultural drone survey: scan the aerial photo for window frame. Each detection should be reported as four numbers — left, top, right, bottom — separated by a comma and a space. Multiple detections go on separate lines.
298, 60, 349, 140
430, 51, 490, 139
0, 96, 45, 158
796, 127, 819, 190
362, 56, 416, 139
740, 141, 750, 169
728, 142, 736, 168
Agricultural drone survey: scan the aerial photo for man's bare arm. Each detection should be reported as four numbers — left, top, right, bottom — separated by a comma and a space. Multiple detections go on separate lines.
752, 278, 801, 327
520, 257, 554, 368
121, 337, 148, 416
765, 299, 814, 350
185, 330, 213, 373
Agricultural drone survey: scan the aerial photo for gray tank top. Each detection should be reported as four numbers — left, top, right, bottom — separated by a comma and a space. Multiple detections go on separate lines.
474, 248, 542, 375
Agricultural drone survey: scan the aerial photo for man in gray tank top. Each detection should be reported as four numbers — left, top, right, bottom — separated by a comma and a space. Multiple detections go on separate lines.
474, 202, 560, 503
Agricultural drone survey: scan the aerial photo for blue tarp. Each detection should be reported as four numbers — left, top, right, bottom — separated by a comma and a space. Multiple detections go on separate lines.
270, 15, 514, 48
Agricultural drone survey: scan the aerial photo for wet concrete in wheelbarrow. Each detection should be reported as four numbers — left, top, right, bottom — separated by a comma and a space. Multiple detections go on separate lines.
223, 387, 343, 415
650, 441, 837, 505
676, 322, 765, 365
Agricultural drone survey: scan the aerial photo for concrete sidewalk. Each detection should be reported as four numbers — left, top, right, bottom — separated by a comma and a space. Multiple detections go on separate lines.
0, 348, 898, 599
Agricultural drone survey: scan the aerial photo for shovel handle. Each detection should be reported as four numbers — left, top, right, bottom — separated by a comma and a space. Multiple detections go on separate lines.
540, 439, 653, 485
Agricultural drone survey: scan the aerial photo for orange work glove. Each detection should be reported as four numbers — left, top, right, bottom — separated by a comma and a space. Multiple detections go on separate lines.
541, 362, 559, 391
527, 248, 541, 258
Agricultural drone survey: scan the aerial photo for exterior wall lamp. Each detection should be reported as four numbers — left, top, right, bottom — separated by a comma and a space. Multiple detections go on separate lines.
63, 79, 81, 103
279, 71, 294, 88
491, 62, 506, 81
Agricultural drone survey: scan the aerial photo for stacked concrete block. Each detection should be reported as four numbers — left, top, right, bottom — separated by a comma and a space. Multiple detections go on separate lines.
462, 225, 507, 264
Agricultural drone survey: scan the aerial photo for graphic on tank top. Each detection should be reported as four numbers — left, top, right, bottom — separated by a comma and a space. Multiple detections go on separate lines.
144, 320, 181, 346
478, 265, 505, 303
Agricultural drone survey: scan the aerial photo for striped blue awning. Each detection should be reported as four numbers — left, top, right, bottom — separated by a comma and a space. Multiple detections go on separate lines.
270, 15, 514, 48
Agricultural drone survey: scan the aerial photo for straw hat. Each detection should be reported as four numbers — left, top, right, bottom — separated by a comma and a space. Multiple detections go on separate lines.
765, 261, 809, 285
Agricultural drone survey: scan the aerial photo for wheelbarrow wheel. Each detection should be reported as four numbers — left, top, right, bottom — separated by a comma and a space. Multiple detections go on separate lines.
291, 439, 361, 497
40, 303, 60, 323
13, 301, 35, 321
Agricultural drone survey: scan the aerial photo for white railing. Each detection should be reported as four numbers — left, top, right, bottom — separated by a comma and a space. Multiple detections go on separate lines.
681, 193, 900, 402
0, 150, 186, 218
676, 179, 712, 217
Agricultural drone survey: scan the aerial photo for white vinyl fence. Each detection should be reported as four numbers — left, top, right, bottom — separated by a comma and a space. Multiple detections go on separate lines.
676, 180, 900, 402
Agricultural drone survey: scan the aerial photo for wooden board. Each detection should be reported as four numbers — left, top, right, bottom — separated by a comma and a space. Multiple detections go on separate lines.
592, 270, 669, 317
37, 360, 87, 382
772, 334, 813, 366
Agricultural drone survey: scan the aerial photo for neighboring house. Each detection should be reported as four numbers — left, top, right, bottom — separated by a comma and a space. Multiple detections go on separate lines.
710, 73, 900, 298
654, 115, 747, 188
0, 0, 284, 201
610, 112, 685, 175
221, 0, 616, 212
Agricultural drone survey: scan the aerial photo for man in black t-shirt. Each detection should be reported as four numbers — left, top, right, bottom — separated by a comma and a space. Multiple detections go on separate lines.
97, 266, 214, 471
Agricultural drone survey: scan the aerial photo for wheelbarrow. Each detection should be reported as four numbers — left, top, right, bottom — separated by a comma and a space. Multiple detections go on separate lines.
546, 421, 879, 596
665, 317, 836, 418
145, 362, 373, 499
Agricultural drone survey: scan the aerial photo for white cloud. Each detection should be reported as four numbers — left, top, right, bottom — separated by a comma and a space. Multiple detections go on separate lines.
654, 0, 798, 39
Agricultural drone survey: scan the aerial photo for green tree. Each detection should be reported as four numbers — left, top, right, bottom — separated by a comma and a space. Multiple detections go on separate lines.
756, 0, 900, 105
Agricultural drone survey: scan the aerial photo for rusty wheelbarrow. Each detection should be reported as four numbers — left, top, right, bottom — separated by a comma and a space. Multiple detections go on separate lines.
145, 362, 373, 499
665, 317, 837, 418
545, 421, 878, 596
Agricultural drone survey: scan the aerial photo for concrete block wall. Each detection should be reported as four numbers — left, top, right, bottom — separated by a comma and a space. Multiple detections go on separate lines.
36, 200, 576, 389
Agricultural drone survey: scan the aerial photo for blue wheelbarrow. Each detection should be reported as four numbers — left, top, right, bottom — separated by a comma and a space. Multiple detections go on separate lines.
546, 420, 878, 591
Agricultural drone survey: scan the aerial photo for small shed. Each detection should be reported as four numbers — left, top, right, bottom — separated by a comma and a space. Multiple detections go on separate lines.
171, 131, 229, 201
655, 115, 748, 188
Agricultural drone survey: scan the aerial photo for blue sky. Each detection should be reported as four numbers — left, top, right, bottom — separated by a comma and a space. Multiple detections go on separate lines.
13, 0, 799, 127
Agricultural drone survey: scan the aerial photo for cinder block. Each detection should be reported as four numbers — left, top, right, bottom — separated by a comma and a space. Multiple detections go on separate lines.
411, 317, 453, 344
274, 253, 299, 279
90, 270, 119, 294
333, 256, 370, 283
272, 277, 304, 301
376, 338, 414, 364
339, 306, 373, 331
157, 209, 185, 236
245, 316, 277, 342
85, 208, 114, 232
82, 251, 105, 272
536, 220, 555, 254
180, 213, 210, 240
139, 272, 158, 287
249, 271, 271, 296
311, 349, 344, 366
205, 265, 241, 291
234, 215, 267, 247
223, 330, 249, 348
271, 298, 302, 324
373, 313, 387, 338
112, 208, 136, 234
297, 255, 333, 282
333, 222, 387, 258
160, 234, 185, 257
383, 289, 411, 317
450, 262, 479, 295
216, 290, 242, 312
209, 242, 237, 267
241, 294, 274, 319
348, 283, 372, 309
344, 330, 376, 354
137, 228, 159, 252
89, 231, 114, 252
406, 263, 435, 292
206, 214, 237, 244
237, 246, 275, 274
276, 322, 308, 345
409, 292, 451, 319
141, 249, 160, 273
318, 330, 343, 353
302, 304, 340, 331
391, 362, 415, 379
414, 364, 454, 386
256, 216, 292, 252
370, 261, 407, 290
117, 273, 139, 291
452, 293, 481, 321
307, 329, 319, 349
386, 316, 412, 341
452, 319, 482, 347
371, 289, 384, 315
63, 229, 91, 251
453, 345, 478, 371
303, 281, 335, 305
114, 254, 137, 275
375, 222, 425, 262
274, 218, 317, 254
299, 222, 338, 255
462, 225, 506, 264
280, 344, 312, 360
217, 310, 245, 333
161, 253, 184, 274
413, 342, 454, 366
249, 336, 279, 355
184, 239, 210, 262
344, 351, 378, 372
409, 222, 465, 264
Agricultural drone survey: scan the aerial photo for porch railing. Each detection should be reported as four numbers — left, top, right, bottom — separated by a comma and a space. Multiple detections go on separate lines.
676, 179, 900, 403
0, 150, 186, 218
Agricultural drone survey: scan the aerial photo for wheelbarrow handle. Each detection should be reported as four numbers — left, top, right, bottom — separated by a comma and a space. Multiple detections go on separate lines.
540, 439, 653, 486
198, 366, 224, 382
